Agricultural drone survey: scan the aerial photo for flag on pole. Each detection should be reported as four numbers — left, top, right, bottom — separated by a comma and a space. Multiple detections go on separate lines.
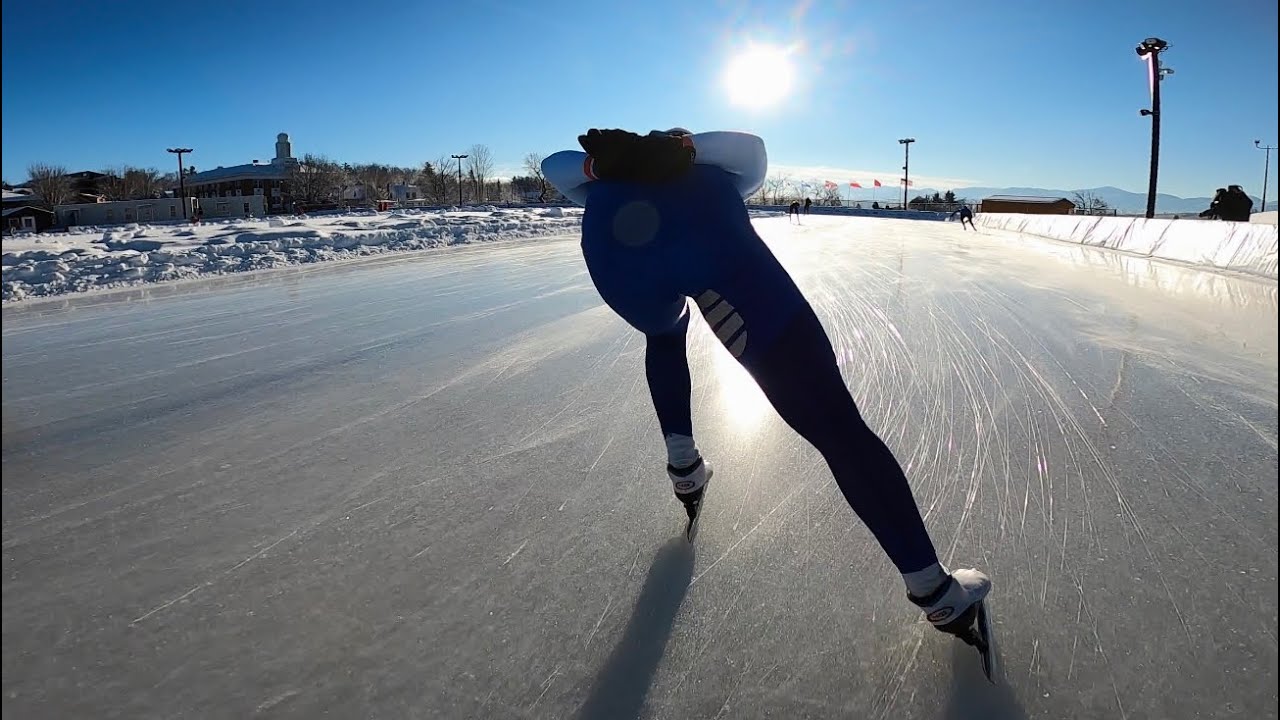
824, 180, 837, 190
873, 179, 882, 188
850, 182, 862, 188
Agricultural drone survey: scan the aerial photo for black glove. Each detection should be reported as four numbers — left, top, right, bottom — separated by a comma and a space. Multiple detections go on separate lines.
577, 128, 695, 183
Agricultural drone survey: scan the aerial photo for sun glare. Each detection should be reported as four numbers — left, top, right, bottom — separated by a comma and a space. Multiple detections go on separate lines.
723, 44, 795, 109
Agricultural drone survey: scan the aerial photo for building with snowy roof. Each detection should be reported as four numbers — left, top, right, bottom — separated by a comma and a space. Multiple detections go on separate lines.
979, 195, 1076, 215
3, 189, 40, 208
184, 133, 300, 213
3, 205, 55, 234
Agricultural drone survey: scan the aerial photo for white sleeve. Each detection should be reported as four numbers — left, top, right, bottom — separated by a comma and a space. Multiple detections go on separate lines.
541, 131, 769, 206
542, 150, 593, 207
690, 131, 767, 199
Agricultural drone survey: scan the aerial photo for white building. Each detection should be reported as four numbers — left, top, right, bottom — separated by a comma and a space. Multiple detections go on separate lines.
55, 196, 265, 227
184, 133, 300, 213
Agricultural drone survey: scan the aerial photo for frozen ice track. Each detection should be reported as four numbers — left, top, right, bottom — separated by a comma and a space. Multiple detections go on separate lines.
2, 216, 1276, 719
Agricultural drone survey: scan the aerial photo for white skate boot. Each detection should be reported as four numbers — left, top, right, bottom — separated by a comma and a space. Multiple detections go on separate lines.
909, 567, 998, 681
668, 458, 711, 542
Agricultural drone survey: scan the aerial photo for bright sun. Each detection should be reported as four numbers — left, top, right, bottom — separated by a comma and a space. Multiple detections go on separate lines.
723, 44, 795, 109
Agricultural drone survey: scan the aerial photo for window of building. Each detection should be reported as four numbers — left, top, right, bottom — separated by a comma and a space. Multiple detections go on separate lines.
170, 205, 178, 219
21, 215, 36, 230
106, 209, 115, 223
125, 208, 135, 222
243, 202, 251, 215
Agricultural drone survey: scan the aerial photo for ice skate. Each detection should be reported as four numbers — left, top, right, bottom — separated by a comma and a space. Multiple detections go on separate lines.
668, 458, 711, 542
908, 568, 998, 681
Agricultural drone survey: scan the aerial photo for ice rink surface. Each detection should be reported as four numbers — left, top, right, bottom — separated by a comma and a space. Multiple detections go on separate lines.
4, 215, 1277, 719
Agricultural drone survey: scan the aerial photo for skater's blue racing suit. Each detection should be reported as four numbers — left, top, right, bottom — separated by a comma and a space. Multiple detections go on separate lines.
543, 132, 939, 573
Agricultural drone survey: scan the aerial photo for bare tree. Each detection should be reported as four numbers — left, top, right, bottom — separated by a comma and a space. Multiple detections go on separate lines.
287, 154, 343, 206
26, 163, 72, 208
522, 152, 548, 202
466, 144, 494, 203
122, 167, 163, 199
99, 167, 127, 200
430, 154, 459, 203
352, 163, 395, 202
763, 173, 790, 205
1072, 190, 1111, 215
819, 184, 842, 206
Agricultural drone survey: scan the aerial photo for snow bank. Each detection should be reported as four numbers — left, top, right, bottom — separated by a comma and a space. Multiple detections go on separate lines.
976, 213, 1279, 280
2, 207, 583, 302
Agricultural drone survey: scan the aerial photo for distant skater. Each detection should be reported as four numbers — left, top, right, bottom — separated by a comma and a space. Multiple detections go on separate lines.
953, 204, 976, 230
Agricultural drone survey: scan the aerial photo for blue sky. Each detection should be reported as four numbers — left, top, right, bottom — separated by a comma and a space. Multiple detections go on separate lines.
2, 0, 1276, 198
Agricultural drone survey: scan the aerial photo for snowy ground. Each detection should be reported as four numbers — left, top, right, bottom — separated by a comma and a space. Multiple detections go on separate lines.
3, 216, 1275, 719
0, 206, 584, 302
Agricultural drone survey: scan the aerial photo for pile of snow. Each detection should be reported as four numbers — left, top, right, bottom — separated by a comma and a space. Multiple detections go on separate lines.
2, 207, 583, 302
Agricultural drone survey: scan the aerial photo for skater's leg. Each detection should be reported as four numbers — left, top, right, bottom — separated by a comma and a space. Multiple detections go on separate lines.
733, 303, 990, 626
644, 311, 693, 439
737, 304, 940, 575
579, 239, 708, 496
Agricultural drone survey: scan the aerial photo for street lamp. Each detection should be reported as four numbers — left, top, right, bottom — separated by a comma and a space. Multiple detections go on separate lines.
450, 154, 468, 206
898, 138, 915, 209
1256, 140, 1276, 213
1136, 37, 1172, 219
166, 147, 193, 218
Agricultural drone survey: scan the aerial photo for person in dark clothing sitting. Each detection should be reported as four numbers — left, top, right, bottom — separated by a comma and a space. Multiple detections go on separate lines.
1218, 185, 1254, 222
1199, 188, 1226, 220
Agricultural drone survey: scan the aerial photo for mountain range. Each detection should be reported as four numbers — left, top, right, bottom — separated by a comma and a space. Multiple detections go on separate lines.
900, 185, 1264, 215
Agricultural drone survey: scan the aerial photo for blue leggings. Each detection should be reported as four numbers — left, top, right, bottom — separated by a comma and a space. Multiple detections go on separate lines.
581, 167, 939, 574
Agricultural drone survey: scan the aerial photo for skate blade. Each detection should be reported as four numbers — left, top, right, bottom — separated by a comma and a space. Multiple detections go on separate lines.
684, 515, 699, 543
973, 601, 999, 683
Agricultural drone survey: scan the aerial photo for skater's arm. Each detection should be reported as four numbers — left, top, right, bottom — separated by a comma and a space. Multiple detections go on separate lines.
542, 150, 594, 207
690, 131, 767, 200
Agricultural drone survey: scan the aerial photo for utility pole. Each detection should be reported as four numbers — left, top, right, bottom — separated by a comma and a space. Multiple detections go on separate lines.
451, 154, 468, 206
1256, 140, 1275, 213
1136, 38, 1172, 219
166, 147, 193, 218
898, 138, 915, 210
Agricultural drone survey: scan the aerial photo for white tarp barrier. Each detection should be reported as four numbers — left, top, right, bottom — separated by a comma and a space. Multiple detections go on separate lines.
975, 213, 1278, 280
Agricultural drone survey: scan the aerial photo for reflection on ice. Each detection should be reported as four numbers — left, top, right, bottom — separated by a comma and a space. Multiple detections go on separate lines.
703, 330, 772, 434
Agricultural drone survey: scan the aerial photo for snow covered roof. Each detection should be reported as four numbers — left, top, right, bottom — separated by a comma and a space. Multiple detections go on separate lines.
982, 195, 1073, 203
187, 161, 294, 185
4, 189, 36, 201
2, 206, 54, 217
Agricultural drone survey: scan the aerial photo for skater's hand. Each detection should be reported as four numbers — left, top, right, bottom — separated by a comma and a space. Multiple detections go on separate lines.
577, 128, 695, 183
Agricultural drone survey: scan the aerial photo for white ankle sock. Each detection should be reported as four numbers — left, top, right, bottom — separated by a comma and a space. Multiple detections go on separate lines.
903, 563, 950, 599
664, 433, 701, 469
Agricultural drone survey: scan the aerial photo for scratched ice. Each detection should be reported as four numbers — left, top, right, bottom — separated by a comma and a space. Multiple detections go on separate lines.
2, 215, 1275, 719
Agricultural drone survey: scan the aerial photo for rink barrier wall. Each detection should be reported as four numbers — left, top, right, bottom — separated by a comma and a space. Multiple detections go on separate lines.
748, 204, 950, 222
976, 213, 1279, 280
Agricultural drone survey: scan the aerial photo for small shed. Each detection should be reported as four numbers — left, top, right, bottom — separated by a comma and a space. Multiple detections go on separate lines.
980, 195, 1076, 215
3, 206, 55, 234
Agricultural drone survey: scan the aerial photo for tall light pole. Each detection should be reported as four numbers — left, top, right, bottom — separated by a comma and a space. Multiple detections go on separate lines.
898, 138, 915, 209
166, 147, 193, 218
451, 154, 468, 206
1256, 140, 1275, 213
1136, 37, 1172, 219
